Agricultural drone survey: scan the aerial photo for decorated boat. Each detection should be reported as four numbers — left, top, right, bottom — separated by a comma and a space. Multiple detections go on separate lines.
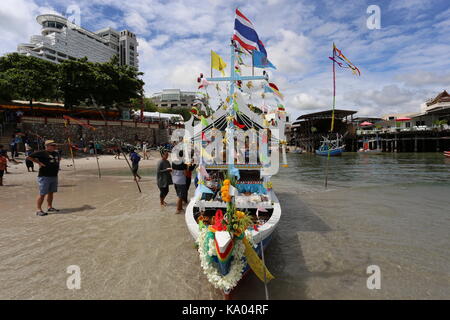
179, 9, 288, 299
315, 134, 345, 156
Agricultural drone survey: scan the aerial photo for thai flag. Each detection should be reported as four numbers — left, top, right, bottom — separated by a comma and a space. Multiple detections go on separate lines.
233, 8, 267, 56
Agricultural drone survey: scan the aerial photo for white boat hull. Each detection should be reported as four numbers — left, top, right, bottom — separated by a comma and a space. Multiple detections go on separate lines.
185, 189, 282, 245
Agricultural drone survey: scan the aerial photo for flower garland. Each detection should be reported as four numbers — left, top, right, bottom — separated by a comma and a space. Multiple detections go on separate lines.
196, 228, 256, 292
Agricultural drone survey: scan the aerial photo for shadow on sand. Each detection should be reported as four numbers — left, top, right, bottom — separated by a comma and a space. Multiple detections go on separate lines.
53, 204, 96, 214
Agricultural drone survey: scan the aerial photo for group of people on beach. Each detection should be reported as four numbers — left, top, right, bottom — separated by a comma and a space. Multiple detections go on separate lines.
157, 146, 196, 214
2, 135, 198, 216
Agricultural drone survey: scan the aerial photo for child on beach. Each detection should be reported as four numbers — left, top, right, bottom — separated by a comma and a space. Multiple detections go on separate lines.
156, 148, 172, 207
0, 153, 8, 186
0, 144, 10, 174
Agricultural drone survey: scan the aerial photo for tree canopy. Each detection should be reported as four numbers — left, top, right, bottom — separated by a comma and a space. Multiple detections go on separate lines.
0, 53, 144, 109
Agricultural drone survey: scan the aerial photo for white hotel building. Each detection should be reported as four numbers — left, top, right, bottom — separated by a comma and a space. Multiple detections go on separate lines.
17, 14, 138, 68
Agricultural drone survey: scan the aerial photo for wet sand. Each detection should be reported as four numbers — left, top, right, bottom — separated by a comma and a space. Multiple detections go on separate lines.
0, 152, 448, 299
0, 152, 222, 299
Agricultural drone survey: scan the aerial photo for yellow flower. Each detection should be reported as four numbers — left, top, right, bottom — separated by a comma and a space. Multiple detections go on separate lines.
235, 211, 245, 219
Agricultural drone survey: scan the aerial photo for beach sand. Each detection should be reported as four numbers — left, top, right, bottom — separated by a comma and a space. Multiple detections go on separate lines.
0, 151, 222, 299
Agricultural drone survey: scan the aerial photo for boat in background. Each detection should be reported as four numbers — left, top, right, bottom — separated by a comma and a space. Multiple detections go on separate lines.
444, 151, 450, 158
316, 134, 345, 156
358, 135, 383, 154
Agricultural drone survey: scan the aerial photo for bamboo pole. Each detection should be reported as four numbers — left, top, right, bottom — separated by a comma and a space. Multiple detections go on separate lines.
64, 119, 76, 171
324, 43, 336, 189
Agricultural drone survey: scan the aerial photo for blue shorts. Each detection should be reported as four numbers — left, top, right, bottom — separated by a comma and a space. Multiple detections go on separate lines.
37, 176, 58, 195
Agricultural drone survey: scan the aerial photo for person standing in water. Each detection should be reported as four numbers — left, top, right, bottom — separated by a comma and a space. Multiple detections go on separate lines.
156, 148, 172, 207
129, 148, 142, 181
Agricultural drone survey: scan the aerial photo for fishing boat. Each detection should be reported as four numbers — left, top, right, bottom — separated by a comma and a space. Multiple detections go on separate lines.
315, 134, 345, 156
181, 9, 288, 299
358, 137, 383, 154
444, 151, 450, 158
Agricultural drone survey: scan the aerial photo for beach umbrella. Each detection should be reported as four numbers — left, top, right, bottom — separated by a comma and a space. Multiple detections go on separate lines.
360, 121, 373, 126
395, 117, 412, 122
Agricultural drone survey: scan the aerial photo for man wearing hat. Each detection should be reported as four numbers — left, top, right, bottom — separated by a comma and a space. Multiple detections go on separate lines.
26, 140, 61, 216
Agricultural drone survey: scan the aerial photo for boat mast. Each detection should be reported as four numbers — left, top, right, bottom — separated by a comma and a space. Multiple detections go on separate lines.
205, 40, 268, 175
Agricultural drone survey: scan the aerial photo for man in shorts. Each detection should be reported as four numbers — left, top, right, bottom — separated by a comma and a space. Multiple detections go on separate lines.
26, 140, 61, 216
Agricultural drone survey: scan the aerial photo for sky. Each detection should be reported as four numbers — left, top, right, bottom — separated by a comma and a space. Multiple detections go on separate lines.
1, 0, 449, 120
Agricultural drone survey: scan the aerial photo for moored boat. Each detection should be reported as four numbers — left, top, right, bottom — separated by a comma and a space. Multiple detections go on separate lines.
180, 8, 288, 299
316, 134, 345, 156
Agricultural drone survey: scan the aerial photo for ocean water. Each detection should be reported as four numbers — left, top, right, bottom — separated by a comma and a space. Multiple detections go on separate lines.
233, 152, 450, 299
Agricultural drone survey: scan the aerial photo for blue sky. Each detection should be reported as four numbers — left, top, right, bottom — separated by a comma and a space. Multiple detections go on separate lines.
1, 0, 450, 120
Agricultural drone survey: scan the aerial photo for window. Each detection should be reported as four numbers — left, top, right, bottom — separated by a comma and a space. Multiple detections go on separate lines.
389, 117, 395, 120
405, 122, 411, 128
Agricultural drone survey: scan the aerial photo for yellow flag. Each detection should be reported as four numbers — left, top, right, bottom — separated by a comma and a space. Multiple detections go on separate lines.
211, 50, 227, 76
243, 238, 274, 283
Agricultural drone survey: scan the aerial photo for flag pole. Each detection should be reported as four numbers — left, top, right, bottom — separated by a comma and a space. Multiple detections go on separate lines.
325, 43, 336, 189
210, 50, 213, 78
64, 119, 76, 171
252, 52, 254, 76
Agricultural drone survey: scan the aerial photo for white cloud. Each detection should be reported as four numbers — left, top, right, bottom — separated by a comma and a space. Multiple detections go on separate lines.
396, 71, 450, 87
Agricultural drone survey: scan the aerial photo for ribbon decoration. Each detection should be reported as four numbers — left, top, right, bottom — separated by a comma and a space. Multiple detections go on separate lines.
243, 237, 275, 283
330, 44, 361, 76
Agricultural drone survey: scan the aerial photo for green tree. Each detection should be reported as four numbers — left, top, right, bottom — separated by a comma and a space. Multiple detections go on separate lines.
130, 97, 158, 112
58, 57, 96, 109
0, 53, 58, 104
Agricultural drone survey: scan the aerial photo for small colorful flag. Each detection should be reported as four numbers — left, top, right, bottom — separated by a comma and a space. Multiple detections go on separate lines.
253, 50, 276, 69
211, 50, 227, 76
233, 118, 245, 129
268, 83, 283, 99
201, 116, 209, 126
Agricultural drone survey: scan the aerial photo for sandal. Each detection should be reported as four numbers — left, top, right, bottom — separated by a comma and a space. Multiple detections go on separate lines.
36, 210, 48, 216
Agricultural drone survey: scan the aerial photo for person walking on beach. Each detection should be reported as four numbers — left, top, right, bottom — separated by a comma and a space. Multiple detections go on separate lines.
9, 135, 17, 160
142, 141, 149, 160
26, 140, 61, 216
157, 148, 172, 207
171, 150, 188, 214
0, 145, 10, 174
0, 152, 8, 186
24, 142, 35, 172
129, 148, 142, 181
114, 146, 121, 159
